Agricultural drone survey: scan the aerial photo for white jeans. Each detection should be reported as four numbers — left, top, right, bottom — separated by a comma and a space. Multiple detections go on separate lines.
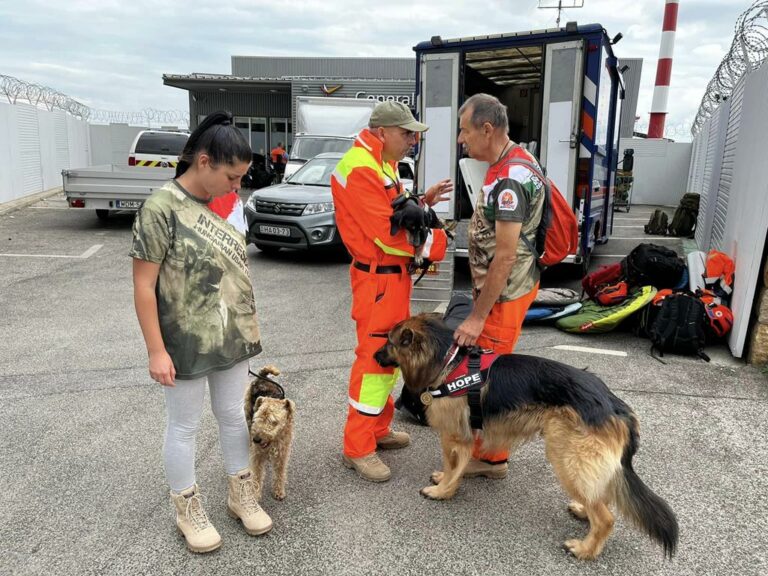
163, 360, 250, 492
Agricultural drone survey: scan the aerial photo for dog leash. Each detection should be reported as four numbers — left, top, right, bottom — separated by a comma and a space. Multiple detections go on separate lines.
248, 368, 286, 399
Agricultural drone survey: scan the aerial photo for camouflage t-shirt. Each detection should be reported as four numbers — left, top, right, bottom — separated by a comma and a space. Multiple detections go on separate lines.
130, 180, 261, 380
468, 146, 545, 302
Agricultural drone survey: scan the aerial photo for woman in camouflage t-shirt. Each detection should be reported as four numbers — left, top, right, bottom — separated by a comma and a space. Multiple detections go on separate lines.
131, 112, 272, 552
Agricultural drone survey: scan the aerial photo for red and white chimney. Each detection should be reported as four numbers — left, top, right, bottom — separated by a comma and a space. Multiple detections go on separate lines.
648, 0, 679, 139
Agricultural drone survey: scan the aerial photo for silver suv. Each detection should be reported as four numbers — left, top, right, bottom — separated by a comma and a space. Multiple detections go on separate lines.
245, 153, 343, 253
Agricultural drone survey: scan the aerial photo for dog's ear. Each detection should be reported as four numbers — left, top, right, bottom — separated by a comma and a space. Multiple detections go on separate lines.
399, 328, 413, 347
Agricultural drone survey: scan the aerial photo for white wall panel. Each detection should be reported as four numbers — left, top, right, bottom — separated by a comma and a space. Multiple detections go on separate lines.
16, 103, 43, 196
0, 104, 19, 203
721, 61, 768, 357
88, 124, 144, 166
618, 138, 692, 205
696, 106, 728, 250
37, 111, 58, 191
0, 102, 89, 204
712, 77, 747, 251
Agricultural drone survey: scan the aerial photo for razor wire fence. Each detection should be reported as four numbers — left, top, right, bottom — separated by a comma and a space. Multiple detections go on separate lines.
0, 74, 189, 128
692, 0, 768, 135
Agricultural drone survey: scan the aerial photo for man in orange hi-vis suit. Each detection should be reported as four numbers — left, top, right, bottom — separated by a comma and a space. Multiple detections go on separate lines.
331, 101, 453, 482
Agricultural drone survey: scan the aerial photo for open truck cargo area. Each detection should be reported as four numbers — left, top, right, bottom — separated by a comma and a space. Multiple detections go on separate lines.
412, 23, 625, 307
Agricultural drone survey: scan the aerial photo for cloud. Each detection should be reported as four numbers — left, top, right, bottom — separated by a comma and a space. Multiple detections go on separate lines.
0, 0, 754, 138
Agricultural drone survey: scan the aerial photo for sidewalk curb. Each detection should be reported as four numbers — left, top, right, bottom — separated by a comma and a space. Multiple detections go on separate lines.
0, 187, 63, 216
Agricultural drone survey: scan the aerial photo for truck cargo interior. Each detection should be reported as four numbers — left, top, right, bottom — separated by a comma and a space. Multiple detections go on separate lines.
458, 45, 543, 216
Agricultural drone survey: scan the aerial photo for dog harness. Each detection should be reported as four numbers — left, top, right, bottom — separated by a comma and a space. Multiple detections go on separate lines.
421, 345, 499, 429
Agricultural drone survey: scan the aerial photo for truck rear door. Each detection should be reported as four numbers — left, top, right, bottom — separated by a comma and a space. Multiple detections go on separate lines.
540, 40, 584, 208
412, 50, 461, 310
417, 52, 461, 218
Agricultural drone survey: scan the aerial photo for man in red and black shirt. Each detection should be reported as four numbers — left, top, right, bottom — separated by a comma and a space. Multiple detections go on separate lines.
454, 93, 545, 478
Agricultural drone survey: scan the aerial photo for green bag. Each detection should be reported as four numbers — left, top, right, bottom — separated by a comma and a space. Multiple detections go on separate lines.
556, 286, 657, 334
668, 193, 699, 237
644, 209, 669, 236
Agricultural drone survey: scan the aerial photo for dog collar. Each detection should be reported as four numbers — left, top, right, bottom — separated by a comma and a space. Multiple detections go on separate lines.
420, 347, 498, 404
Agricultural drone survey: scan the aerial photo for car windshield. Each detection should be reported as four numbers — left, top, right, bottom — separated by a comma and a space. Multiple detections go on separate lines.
135, 132, 188, 155
291, 138, 352, 161
286, 157, 339, 186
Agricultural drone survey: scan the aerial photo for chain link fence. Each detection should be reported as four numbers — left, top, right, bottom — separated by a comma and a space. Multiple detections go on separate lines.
692, 0, 768, 135
0, 74, 189, 128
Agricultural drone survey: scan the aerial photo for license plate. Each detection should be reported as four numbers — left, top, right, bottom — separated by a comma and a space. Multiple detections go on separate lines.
115, 200, 143, 209
259, 225, 291, 237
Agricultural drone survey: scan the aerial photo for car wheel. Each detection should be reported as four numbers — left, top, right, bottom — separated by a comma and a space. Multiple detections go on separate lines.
96, 209, 110, 221
255, 243, 281, 255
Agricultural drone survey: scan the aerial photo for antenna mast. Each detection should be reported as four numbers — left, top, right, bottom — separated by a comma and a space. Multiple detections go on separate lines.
537, 0, 584, 27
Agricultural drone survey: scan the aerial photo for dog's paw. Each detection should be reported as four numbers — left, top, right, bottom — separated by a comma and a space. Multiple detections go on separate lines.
567, 501, 588, 521
563, 539, 596, 561
420, 485, 450, 500
430, 471, 444, 485
272, 488, 286, 501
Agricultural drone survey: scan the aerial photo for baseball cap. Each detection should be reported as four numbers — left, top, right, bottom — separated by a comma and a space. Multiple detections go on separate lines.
369, 101, 428, 132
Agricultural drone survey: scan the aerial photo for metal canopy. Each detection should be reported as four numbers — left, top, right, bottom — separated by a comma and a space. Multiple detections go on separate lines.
163, 74, 292, 93
465, 46, 543, 86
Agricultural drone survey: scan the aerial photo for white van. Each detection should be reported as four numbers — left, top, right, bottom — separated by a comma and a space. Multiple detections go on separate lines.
128, 130, 189, 168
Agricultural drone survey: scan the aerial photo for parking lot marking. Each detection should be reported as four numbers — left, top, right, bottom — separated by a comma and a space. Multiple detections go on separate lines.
0, 244, 103, 259
552, 345, 627, 357
610, 236, 678, 241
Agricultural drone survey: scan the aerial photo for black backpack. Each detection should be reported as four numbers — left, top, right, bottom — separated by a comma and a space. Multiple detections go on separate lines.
644, 210, 669, 236
622, 243, 686, 289
667, 193, 699, 238
648, 293, 710, 361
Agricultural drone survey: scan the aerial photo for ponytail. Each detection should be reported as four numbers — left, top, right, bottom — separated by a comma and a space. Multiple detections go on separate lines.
175, 110, 252, 177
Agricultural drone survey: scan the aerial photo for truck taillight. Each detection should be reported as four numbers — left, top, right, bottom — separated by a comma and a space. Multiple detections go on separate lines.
69, 199, 85, 208
576, 159, 591, 199
128, 156, 136, 166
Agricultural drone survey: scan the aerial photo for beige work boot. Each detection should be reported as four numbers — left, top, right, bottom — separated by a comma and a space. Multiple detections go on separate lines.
226, 469, 273, 536
342, 452, 391, 482
170, 484, 222, 553
376, 430, 411, 450
463, 459, 508, 479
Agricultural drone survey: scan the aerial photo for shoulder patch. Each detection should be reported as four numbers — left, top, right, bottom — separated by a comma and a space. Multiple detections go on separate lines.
497, 189, 519, 211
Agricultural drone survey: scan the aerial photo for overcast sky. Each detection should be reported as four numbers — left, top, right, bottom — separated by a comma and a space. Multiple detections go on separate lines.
0, 0, 752, 140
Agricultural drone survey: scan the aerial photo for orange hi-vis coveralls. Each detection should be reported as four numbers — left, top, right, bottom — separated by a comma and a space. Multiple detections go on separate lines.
331, 128, 448, 458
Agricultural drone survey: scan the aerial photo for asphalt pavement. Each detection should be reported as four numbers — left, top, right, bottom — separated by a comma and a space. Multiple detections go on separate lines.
1, 196, 766, 576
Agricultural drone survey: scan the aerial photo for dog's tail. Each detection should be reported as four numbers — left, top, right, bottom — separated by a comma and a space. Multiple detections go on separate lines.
256, 365, 281, 379
613, 415, 679, 559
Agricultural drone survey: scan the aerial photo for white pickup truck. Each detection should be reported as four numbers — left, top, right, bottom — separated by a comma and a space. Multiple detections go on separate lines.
62, 165, 174, 220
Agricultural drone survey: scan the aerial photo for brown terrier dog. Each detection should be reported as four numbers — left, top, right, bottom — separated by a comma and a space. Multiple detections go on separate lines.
244, 365, 295, 501
374, 314, 678, 561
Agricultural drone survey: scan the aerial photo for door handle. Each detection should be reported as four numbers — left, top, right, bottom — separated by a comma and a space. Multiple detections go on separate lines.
559, 132, 578, 148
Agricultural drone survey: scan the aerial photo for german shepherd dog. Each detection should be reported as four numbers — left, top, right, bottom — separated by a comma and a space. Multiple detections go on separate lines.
374, 314, 678, 561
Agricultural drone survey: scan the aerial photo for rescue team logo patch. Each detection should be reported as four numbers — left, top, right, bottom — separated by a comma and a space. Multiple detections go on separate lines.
498, 189, 518, 211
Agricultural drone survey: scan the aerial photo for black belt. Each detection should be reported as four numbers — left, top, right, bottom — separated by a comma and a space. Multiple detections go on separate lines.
353, 261, 403, 274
